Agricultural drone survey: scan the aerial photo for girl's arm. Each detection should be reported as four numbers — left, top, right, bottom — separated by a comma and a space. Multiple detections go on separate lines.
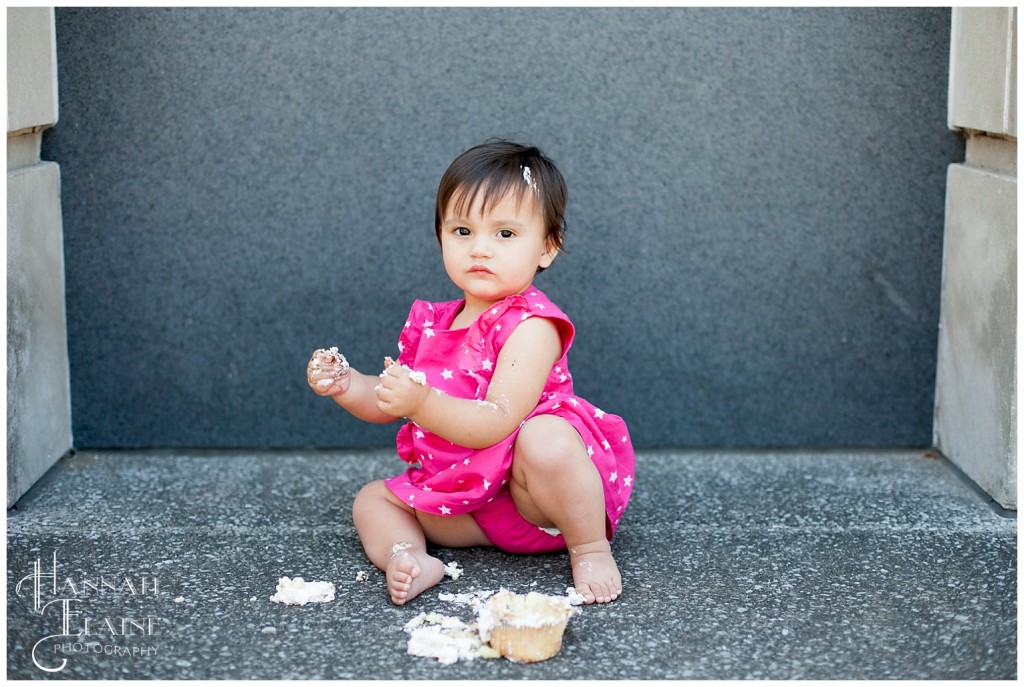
375, 316, 563, 448
330, 368, 398, 423
307, 350, 396, 424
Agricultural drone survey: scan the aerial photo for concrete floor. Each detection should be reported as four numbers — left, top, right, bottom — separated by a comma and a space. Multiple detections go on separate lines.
6, 448, 1017, 679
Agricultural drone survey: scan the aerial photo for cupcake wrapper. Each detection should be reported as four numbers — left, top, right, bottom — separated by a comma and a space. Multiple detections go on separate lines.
487, 619, 569, 663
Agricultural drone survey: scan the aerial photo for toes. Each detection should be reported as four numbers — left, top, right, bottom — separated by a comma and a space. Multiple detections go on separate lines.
576, 583, 597, 604
385, 551, 444, 606
387, 555, 423, 605
578, 581, 615, 604
388, 577, 412, 605
578, 580, 621, 604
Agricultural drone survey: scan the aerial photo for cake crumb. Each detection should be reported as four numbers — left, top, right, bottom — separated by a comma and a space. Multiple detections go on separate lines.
269, 576, 336, 606
442, 561, 463, 580
311, 347, 349, 375
439, 589, 495, 611
404, 612, 499, 664
522, 165, 539, 194
355, 570, 369, 582
565, 586, 587, 606
173, 596, 185, 604
382, 357, 426, 386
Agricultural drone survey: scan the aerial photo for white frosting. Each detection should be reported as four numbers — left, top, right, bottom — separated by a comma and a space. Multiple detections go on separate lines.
404, 613, 500, 664
382, 357, 427, 386
312, 347, 349, 375
521, 165, 539, 194
268, 576, 336, 606
438, 588, 495, 610
442, 561, 463, 580
565, 586, 587, 606
476, 589, 578, 641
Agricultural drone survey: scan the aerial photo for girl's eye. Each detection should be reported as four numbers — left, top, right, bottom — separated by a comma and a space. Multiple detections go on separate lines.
455, 227, 471, 236
497, 229, 515, 239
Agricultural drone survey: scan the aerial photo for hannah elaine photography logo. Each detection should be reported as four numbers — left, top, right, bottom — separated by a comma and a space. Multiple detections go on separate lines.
14, 550, 161, 673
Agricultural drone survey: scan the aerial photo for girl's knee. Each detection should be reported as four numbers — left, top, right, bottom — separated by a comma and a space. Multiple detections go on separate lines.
514, 416, 586, 475
353, 480, 405, 518
353, 480, 379, 518
355, 479, 385, 502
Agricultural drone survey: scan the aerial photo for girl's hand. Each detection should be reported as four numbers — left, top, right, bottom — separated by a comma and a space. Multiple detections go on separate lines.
307, 347, 351, 397
375, 363, 430, 418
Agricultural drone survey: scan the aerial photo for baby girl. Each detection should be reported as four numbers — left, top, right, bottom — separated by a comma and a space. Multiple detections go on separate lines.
307, 140, 635, 605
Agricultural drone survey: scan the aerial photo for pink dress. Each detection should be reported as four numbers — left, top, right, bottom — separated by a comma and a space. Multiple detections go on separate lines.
383, 287, 636, 554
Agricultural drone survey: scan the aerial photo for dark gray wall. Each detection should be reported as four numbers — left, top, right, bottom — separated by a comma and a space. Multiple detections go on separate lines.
46, 7, 960, 449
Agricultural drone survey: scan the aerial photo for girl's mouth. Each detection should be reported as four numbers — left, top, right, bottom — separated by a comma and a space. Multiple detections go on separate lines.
468, 265, 493, 275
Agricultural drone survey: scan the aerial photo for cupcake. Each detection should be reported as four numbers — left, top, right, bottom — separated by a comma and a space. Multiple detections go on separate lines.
477, 589, 580, 663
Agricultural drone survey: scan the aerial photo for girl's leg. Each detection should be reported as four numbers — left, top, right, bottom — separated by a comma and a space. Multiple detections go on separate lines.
352, 479, 492, 605
509, 416, 622, 604
352, 480, 444, 605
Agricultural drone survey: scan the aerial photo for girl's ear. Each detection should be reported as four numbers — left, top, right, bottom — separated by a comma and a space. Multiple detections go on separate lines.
539, 239, 559, 270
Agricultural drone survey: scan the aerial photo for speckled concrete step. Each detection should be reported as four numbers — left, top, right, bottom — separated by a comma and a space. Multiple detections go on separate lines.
6, 449, 1016, 679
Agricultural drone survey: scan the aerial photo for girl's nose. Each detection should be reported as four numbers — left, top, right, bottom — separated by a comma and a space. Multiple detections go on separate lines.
470, 236, 492, 257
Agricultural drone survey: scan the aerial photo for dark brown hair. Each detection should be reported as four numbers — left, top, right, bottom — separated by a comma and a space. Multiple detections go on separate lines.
434, 140, 568, 263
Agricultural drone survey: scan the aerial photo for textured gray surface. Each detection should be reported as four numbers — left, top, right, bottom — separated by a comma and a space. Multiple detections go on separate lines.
7, 449, 1015, 679
43, 7, 960, 450
7, 162, 73, 508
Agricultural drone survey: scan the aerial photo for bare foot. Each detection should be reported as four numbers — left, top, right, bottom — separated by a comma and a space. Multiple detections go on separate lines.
386, 547, 445, 606
569, 539, 622, 604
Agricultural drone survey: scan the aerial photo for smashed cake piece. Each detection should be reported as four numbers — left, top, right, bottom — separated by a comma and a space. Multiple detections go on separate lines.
319, 346, 344, 366
311, 346, 350, 377
438, 588, 495, 612
564, 586, 587, 606
442, 561, 463, 580
382, 356, 427, 385
404, 613, 500, 664
269, 576, 336, 606
477, 589, 579, 663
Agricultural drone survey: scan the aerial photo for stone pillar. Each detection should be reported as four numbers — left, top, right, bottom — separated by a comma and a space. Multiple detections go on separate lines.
7, 7, 72, 507
935, 8, 1017, 508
